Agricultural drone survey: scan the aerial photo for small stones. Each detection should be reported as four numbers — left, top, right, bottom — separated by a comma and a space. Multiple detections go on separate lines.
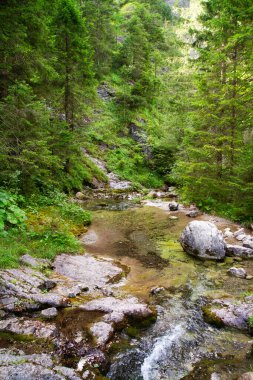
246, 275, 253, 280
227, 267, 247, 279
169, 216, 178, 220
41, 307, 58, 319
234, 228, 245, 237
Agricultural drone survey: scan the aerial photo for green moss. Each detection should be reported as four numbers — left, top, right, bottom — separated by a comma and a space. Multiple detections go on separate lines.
125, 326, 140, 338
109, 340, 132, 355
202, 306, 224, 328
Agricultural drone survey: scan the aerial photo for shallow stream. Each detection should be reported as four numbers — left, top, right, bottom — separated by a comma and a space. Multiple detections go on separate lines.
81, 198, 253, 380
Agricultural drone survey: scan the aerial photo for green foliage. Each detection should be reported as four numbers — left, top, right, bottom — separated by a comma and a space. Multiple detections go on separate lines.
173, 0, 253, 223
0, 190, 26, 232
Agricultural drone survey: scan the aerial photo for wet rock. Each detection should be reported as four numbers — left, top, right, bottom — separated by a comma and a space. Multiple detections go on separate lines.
53, 254, 123, 290
204, 299, 253, 330
0, 349, 82, 380
226, 244, 253, 258
0, 267, 67, 312
180, 221, 226, 260
0, 317, 57, 338
227, 267, 247, 279
169, 201, 179, 211
238, 373, 253, 380
90, 322, 114, 347
77, 349, 108, 373
20, 254, 51, 268
41, 307, 58, 319
81, 296, 154, 323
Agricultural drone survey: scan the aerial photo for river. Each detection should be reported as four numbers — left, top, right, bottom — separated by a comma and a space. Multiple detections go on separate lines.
81, 196, 253, 380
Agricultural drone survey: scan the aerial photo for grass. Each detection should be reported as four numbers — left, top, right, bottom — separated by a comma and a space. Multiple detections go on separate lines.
0, 194, 91, 269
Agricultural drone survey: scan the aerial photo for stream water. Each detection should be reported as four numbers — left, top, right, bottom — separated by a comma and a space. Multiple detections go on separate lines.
82, 197, 253, 380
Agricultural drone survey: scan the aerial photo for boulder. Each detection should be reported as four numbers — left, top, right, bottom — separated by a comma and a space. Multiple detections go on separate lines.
180, 221, 226, 260
169, 201, 179, 211
227, 267, 247, 279
203, 298, 253, 330
41, 307, 58, 319
226, 244, 253, 258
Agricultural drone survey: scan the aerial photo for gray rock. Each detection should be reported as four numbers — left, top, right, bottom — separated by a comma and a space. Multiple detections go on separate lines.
0, 267, 67, 312
0, 317, 57, 338
223, 228, 234, 239
236, 234, 247, 241
234, 228, 245, 237
206, 299, 253, 330
53, 254, 124, 290
238, 373, 253, 380
90, 322, 114, 347
77, 349, 108, 373
20, 254, 50, 268
0, 350, 82, 380
180, 221, 226, 260
227, 267, 247, 279
81, 296, 154, 322
169, 201, 179, 211
226, 244, 253, 258
243, 238, 253, 250
41, 307, 58, 319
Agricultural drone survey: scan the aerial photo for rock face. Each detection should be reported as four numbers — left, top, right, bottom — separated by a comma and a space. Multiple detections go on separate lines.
180, 221, 226, 260
0, 267, 68, 312
0, 318, 57, 338
81, 296, 154, 323
226, 244, 253, 258
0, 349, 82, 380
204, 299, 253, 330
227, 267, 247, 279
53, 254, 124, 290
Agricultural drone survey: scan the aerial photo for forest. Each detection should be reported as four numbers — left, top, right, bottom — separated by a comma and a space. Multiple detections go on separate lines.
0, 0, 253, 263
1, 2, 253, 380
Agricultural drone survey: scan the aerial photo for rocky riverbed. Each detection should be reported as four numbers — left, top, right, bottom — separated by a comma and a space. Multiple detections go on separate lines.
1, 189, 253, 380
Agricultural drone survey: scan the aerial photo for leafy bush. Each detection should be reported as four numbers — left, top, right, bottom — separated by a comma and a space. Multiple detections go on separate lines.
60, 202, 92, 225
0, 190, 26, 232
